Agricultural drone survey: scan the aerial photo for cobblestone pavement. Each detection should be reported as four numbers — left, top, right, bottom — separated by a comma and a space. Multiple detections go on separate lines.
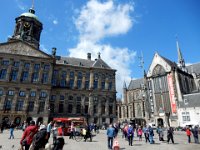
0, 129, 200, 150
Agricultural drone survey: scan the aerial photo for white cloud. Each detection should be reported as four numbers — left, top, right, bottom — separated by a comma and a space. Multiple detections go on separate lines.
69, 0, 136, 97
53, 20, 58, 25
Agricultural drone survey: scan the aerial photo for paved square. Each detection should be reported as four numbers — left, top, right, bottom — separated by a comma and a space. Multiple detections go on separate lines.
0, 129, 199, 150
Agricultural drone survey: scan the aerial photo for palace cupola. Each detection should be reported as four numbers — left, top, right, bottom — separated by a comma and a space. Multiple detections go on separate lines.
9, 7, 43, 49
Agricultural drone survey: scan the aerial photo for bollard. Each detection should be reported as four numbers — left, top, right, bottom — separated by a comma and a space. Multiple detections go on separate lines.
113, 138, 120, 150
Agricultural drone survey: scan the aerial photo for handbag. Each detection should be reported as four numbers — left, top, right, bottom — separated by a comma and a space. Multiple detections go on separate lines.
21, 138, 27, 146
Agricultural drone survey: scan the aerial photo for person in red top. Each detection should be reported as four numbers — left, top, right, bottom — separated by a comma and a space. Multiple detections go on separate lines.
20, 120, 38, 150
186, 126, 191, 143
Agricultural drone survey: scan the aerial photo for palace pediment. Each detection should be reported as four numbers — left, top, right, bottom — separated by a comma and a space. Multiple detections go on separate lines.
0, 40, 51, 58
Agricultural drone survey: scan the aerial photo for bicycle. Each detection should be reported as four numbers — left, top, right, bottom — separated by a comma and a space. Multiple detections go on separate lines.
74, 131, 84, 142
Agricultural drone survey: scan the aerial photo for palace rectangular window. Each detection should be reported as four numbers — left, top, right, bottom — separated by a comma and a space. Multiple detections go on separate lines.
4, 100, 12, 111
101, 82, 105, 90
30, 91, 36, 97
0, 69, 7, 79
59, 103, 64, 113
8, 90, 14, 96
69, 79, 74, 89
34, 64, 40, 70
182, 112, 190, 121
13, 61, 20, 67
76, 104, 81, 113
109, 82, 112, 90
60, 95, 65, 100
16, 100, 24, 111
2, 60, 9, 65
93, 80, 98, 89
40, 91, 47, 98
61, 71, 67, 78
52, 78, 57, 86
28, 101, 34, 112
68, 96, 73, 101
42, 73, 48, 84
77, 97, 81, 102
38, 101, 45, 112
32, 72, 39, 82
77, 80, 82, 89
51, 95, 56, 101
93, 105, 97, 114
21, 71, 29, 81
24, 63, 30, 69
60, 79, 66, 87
85, 105, 88, 114
19, 91, 25, 97
85, 81, 89, 90
50, 103, 54, 113
53, 70, 58, 75
70, 71, 74, 78
109, 106, 113, 115
10, 70, 18, 81
0, 89, 3, 96
68, 104, 72, 113
44, 64, 50, 70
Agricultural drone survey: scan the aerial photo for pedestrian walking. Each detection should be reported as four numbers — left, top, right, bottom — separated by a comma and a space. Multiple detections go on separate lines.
138, 126, 143, 141
8, 121, 15, 139
127, 125, 134, 146
158, 126, 164, 141
167, 127, 174, 144
107, 124, 115, 149
47, 121, 53, 141
52, 123, 58, 145
20, 120, 38, 150
69, 122, 74, 139
186, 126, 191, 143
148, 126, 154, 144
192, 125, 199, 144
143, 125, 150, 143
85, 124, 92, 142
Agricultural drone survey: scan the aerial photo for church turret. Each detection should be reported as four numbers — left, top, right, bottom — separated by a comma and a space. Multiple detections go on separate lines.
123, 81, 127, 104
9, 7, 43, 49
176, 39, 187, 72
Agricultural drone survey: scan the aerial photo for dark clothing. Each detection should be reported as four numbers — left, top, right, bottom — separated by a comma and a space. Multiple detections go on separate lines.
167, 128, 174, 144
192, 127, 199, 144
30, 128, 48, 150
85, 126, 92, 142
107, 137, 114, 149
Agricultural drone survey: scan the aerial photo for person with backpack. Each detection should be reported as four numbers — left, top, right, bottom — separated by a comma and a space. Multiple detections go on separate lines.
29, 124, 48, 150
127, 125, 134, 146
20, 120, 38, 150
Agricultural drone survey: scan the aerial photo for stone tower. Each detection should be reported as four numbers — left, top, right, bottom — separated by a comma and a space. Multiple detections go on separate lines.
9, 7, 43, 49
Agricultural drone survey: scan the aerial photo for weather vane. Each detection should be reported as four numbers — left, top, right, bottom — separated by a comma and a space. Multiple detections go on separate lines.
32, 0, 34, 9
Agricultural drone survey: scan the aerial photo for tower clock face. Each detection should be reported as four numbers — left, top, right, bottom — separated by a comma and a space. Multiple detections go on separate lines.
24, 22, 30, 29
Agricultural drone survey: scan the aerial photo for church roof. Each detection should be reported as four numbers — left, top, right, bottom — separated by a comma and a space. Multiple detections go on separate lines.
187, 62, 200, 74
128, 78, 144, 90
56, 57, 112, 69
179, 93, 200, 108
159, 55, 178, 68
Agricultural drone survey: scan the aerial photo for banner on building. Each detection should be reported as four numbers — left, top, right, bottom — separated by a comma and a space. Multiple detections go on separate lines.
167, 74, 177, 113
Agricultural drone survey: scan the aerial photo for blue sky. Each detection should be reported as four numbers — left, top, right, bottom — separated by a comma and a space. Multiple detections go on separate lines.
0, 0, 199, 96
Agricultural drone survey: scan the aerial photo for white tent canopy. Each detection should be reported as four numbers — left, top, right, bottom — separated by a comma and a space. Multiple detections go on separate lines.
182, 121, 199, 127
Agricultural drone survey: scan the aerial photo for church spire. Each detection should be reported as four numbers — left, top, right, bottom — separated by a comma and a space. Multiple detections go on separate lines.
176, 37, 186, 71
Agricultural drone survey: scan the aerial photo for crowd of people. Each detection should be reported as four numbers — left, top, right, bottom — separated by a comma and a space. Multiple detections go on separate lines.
106, 123, 200, 149
0, 120, 200, 149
